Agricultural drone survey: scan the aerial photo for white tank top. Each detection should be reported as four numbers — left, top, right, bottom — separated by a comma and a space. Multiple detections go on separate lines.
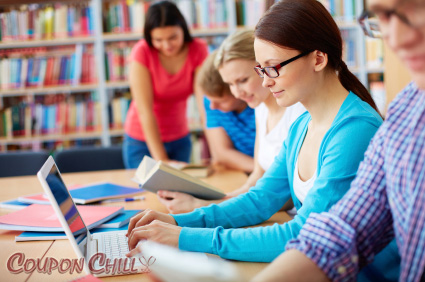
256, 102, 306, 171
293, 156, 317, 203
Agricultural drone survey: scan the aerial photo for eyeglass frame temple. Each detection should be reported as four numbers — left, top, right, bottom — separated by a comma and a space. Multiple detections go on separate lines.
358, 10, 377, 38
255, 51, 312, 78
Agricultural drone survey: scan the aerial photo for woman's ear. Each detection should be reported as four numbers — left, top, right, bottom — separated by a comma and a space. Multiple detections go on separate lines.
313, 51, 328, 72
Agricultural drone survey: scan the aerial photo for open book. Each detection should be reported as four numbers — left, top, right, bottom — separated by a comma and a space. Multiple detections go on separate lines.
133, 156, 225, 200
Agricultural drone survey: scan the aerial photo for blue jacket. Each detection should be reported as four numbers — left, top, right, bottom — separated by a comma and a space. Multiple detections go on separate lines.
173, 92, 383, 262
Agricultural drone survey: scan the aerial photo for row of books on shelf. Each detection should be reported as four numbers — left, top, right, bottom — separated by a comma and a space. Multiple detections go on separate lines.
0, 93, 102, 138
104, 0, 231, 32
0, 0, 233, 43
341, 29, 356, 67
366, 37, 384, 69
109, 90, 131, 130
0, 2, 93, 42
318, 0, 358, 22
104, 0, 232, 35
0, 45, 95, 90
177, 0, 228, 29
0, 89, 205, 142
0, 92, 131, 139
105, 42, 133, 82
235, 0, 267, 27
103, 0, 146, 34
0, 139, 102, 152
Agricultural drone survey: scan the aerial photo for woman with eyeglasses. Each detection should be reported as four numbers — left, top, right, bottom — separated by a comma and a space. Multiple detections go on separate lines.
125, 1, 394, 276
122, 1, 208, 169
157, 30, 305, 214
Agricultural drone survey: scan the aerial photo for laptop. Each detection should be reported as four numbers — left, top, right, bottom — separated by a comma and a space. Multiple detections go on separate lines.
37, 156, 145, 277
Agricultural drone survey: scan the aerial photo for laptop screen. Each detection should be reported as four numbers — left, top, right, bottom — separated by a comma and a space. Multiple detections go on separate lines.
45, 164, 89, 241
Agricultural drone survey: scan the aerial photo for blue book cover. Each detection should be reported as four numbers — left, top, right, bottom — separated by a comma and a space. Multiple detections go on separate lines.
69, 183, 143, 204
67, 7, 73, 36
97, 210, 140, 228
0, 199, 31, 210
18, 182, 144, 205
16, 224, 131, 242
27, 58, 33, 86
88, 6, 95, 35
343, 0, 354, 21
92, 223, 129, 233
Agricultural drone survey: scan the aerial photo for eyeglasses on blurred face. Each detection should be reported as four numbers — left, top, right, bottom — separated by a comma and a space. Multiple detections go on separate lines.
358, 0, 425, 38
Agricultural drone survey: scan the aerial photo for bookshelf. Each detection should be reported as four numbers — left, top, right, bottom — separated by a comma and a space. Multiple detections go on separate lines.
0, 0, 383, 152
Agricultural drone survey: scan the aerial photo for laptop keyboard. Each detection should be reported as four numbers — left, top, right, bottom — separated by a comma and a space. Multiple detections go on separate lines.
103, 232, 129, 260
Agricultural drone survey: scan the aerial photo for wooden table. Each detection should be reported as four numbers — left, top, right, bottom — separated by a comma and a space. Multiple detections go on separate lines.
0, 168, 291, 282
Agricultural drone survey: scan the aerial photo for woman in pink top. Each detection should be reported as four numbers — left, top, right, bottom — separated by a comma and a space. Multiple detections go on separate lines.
123, 1, 208, 168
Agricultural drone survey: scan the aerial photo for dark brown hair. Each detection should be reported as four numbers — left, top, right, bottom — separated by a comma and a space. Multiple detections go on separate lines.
144, 1, 193, 47
255, 0, 379, 113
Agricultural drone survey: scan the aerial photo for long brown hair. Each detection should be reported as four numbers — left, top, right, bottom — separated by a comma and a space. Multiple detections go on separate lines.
255, 0, 379, 114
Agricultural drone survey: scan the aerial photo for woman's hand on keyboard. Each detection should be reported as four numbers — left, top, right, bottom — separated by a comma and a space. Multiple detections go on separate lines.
126, 219, 182, 251
127, 209, 177, 237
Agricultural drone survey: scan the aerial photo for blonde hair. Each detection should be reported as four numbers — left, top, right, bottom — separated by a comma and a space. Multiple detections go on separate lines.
197, 50, 230, 98
214, 29, 256, 69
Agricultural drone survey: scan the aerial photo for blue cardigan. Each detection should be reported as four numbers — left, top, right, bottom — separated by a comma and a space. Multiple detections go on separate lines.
172, 92, 383, 262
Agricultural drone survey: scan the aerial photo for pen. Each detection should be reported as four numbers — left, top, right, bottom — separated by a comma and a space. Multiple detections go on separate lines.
102, 196, 146, 203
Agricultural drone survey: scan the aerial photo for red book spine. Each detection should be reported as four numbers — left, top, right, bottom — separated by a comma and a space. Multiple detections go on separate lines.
81, 53, 88, 84
63, 100, 68, 133
44, 57, 54, 86
89, 53, 96, 83
121, 0, 130, 32
28, 9, 34, 40
80, 6, 88, 36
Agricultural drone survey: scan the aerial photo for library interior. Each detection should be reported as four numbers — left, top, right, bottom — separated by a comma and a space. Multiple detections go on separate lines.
0, 0, 415, 281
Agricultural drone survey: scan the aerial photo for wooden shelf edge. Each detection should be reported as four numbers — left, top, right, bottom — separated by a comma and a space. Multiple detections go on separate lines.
0, 131, 104, 144
103, 33, 143, 42
366, 66, 385, 73
0, 84, 98, 96
105, 81, 130, 89
335, 20, 359, 29
102, 27, 230, 42
0, 37, 95, 49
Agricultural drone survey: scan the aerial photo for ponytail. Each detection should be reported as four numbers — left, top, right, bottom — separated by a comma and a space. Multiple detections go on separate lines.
337, 61, 381, 116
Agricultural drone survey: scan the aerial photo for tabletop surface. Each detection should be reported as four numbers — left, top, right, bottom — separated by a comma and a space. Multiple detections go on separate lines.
0, 167, 291, 282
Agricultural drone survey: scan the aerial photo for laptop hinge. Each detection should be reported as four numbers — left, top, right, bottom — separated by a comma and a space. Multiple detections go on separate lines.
86, 233, 98, 259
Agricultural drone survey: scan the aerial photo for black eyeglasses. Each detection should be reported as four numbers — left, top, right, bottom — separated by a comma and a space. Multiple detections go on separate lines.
358, 1, 425, 38
254, 51, 312, 78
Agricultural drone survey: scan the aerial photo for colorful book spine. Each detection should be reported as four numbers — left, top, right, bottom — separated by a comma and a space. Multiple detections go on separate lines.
0, 3, 93, 42
0, 45, 95, 90
0, 92, 101, 138
104, 41, 135, 82
108, 90, 131, 130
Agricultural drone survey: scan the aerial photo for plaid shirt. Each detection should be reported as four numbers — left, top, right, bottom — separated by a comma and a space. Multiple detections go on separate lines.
286, 82, 425, 281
